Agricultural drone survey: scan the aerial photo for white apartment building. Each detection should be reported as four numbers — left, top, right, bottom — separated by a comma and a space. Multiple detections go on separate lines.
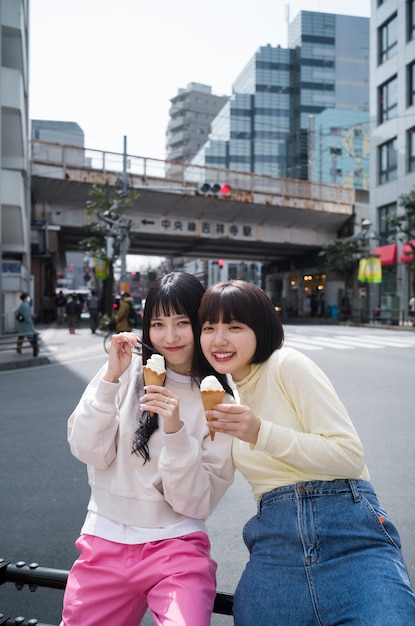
370, 0, 415, 315
0, 0, 30, 331
166, 82, 228, 177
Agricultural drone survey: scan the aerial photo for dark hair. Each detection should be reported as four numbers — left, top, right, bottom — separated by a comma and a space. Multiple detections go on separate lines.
141, 272, 231, 390
198, 280, 284, 363
133, 272, 233, 463
121, 291, 130, 297
20, 292, 29, 301
141, 272, 203, 371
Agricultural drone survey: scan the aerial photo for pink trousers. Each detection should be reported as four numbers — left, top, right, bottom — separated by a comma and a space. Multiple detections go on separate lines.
60, 532, 217, 626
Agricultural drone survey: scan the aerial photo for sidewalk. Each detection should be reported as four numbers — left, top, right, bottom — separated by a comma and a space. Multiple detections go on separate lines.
0, 319, 107, 371
1, 317, 413, 372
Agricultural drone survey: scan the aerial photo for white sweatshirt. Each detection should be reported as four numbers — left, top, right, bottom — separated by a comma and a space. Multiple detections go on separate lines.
68, 355, 234, 529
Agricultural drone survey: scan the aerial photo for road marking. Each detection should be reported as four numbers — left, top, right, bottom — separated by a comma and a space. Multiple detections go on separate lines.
284, 330, 415, 351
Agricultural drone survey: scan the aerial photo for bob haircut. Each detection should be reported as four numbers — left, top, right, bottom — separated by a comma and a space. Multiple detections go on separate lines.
141, 272, 233, 394
198, 280, 284, 364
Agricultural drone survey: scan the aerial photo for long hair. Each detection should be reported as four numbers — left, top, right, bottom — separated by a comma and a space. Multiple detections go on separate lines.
198, 280, 284, 364
132, 272, 233, 463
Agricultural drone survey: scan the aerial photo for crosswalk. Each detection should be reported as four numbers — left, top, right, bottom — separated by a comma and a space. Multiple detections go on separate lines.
284, 327, 415, 351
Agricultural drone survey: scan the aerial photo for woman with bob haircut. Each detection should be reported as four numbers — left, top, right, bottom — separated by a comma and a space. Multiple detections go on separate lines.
61, 272, 234, 626
198, 280, 415, 625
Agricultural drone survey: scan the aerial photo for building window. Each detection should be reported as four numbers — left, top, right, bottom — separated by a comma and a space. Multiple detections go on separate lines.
379, 75, 398, 122
407, 127, 415, 171
379, 138, 397, 183
408, 0, 415, 40
378, 202, 397, 240
378, 14, 398, 64
408, 62, 415, 106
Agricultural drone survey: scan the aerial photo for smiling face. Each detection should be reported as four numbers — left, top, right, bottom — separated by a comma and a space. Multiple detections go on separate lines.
200, 319, 257, 381
149, 308, 194, 375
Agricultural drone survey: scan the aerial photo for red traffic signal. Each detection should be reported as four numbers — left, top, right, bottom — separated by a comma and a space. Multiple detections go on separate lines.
196, 182, 231, 197
217, 259, 225, 267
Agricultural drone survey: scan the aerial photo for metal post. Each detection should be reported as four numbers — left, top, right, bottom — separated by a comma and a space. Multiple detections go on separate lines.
120, 220, 129, 287
120, 137, 129, 288
122, 135, 128, 196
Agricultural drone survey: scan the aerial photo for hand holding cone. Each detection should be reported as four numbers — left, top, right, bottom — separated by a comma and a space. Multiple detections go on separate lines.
200, 376, 225, 441
143, 354, 166, 416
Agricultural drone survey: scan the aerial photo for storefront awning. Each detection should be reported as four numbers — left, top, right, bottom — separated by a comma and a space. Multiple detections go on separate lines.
372, 244, 397, 266
400, 240, 415, 263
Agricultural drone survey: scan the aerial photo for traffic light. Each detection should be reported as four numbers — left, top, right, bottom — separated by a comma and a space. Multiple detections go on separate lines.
217, 259, 225, 268
113, 295, 121, 311
196, 182, 231, 197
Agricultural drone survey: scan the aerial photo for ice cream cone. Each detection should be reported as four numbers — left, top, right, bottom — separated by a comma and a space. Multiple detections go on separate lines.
143, 367, 166, 416
201, 389, 225, 441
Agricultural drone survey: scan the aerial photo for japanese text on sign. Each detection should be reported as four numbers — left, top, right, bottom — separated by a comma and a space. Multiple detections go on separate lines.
160, 219, 253, 238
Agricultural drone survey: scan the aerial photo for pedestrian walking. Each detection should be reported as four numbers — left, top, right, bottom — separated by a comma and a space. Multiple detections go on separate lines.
87, 291, 100, 334
198, 279, 415, 626
40, 291, 55, 324
115, 291, 133, 332
409, 295, 415, 325
55, 290, 67, 325
60, 272, 234, 626
65, 294, 80, 334
16, 292, 38, 355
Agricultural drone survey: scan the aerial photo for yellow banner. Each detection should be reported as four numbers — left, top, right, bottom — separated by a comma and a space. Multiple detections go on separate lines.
358, 257, 382, 283
94, 257, 107, 280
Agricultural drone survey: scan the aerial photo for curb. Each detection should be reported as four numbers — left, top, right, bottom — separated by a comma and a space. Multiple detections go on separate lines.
0, 356, 51, 372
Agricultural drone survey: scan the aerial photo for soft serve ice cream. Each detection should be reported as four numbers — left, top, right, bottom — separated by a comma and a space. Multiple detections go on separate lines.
143, 354, 166, 416
200, 375, 225, 441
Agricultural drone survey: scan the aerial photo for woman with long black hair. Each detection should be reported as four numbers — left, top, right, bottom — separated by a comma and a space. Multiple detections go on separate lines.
61, 272, 234, 626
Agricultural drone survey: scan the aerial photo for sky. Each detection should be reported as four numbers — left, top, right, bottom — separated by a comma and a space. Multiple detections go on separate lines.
29, 0, 371, 271
29, 0, 371, 162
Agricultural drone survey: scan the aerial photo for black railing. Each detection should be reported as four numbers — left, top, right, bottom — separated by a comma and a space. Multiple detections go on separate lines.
0, 559, 234, 624
0, 334, 39, 357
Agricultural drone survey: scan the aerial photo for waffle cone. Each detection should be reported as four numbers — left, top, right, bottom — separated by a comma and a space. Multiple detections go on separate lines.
201, 390, 225, 441
143, 367, 166, 416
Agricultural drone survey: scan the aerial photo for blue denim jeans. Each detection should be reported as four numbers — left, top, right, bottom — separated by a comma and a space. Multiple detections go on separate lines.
233, 480, 415, 625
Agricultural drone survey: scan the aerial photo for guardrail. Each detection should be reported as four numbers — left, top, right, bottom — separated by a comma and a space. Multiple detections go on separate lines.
0, 559, 234, 624
31, 139, 355, 206
0, 333, 39, 357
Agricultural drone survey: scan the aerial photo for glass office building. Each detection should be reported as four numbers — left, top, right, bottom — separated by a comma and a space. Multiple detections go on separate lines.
192, 11, 369, 183
288, 11, 369, 179
309, 109, 370, 189
193, 45, 292, 177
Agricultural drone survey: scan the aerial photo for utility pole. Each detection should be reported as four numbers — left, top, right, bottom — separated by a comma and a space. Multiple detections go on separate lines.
120, 135, 129, 291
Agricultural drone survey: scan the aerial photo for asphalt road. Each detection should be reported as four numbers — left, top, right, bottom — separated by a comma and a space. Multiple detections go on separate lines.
0, 323, 414, 625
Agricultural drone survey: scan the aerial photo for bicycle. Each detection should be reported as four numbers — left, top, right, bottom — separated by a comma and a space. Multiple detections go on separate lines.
103, 329, 148, 355
103, 328, 117, 353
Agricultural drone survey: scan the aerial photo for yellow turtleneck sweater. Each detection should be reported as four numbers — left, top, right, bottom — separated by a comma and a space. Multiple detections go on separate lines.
233, 347, 370, 501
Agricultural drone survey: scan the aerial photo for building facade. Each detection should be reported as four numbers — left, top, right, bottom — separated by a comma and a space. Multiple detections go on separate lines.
369, 0, 415, 320
192, 11, 369, 183
0, 0, 30, 332
31, 119, 84, 147
309, 108, 370, 189
165, 82, 228, 176
288, 11, 369, 180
